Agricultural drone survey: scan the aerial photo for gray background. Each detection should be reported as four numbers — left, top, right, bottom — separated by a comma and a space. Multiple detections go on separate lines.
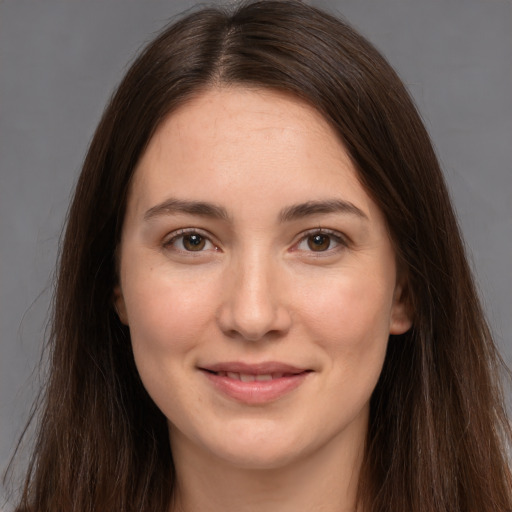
1, 0, 511, 506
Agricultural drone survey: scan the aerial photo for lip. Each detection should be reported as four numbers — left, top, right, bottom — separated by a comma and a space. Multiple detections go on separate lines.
199, 361, 312, 405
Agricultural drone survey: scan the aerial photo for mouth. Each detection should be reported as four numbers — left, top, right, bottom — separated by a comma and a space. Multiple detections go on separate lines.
199, 362, 312, 404
205, 371, 298, 382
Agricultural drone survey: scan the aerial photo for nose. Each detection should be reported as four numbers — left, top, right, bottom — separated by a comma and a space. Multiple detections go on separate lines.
216, 254, 292, 342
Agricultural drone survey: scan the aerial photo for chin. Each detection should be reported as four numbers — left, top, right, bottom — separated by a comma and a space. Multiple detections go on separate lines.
179, 418, 310, 471
212, 442, 304, 471
208, 424, 321, 471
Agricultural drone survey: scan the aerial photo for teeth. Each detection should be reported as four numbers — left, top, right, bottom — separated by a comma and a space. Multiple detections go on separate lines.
255, 374, 273, 381
217, 372, 288, 381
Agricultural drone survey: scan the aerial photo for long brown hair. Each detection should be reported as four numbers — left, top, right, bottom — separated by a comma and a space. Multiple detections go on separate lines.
9, 1, 512, 510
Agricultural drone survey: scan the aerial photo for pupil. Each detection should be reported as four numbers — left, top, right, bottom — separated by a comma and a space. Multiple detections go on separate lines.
188, 235, 201, 245
308, 234, 330, 251
184, 234, 205, 251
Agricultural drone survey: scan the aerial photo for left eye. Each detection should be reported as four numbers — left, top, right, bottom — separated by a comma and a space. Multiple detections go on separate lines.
165, 232, 215, 252
295, 231, 345, 252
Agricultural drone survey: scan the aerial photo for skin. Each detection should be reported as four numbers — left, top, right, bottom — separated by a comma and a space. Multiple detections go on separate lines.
115, 87, 412, 512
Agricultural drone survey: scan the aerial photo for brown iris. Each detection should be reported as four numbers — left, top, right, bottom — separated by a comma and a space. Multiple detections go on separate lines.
183, 233, 206, 251
307, 234, 331, 251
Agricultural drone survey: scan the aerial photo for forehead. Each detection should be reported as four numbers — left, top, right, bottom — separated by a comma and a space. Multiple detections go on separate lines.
127, 86, 379, 223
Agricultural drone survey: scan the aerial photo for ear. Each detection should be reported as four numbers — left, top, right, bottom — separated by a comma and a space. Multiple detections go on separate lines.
113, 285, 129, 325
389, 280, 413, 335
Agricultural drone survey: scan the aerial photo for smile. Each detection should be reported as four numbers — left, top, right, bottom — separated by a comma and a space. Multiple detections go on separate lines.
212, 371, 292, 381
200, 362, 312, 404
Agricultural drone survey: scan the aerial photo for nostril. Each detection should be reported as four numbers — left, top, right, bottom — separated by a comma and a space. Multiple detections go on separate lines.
216, 308, 292, 342
215, 272, 292, 341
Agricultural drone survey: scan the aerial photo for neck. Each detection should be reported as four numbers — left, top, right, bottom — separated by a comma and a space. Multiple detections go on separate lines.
169, 420, 367, 512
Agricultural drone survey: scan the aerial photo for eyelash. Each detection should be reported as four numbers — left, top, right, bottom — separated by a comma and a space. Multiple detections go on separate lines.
163, 228, 219, 254
291, 229, 348, 258
163, 227, 348, 256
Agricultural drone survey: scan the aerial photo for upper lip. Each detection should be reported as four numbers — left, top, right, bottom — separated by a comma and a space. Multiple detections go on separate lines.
200, 361, 309, 375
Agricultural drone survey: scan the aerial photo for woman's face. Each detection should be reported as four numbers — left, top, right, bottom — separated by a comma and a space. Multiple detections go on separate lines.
115, 87, 411, 470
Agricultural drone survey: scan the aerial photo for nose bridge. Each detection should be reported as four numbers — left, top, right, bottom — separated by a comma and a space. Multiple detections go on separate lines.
217, 244, 290, 341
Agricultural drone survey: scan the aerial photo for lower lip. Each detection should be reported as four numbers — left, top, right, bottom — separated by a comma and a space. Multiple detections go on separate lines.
201, 370, 310, 405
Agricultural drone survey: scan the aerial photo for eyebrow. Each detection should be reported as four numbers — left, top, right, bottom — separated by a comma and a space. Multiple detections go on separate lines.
143, 197, 368, 223
278, 199, 368, 222
144, 198, 230, 221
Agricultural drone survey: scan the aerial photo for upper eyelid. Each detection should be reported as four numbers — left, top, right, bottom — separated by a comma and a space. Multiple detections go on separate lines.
295, 228, 348, 244
163, 227, 220, 250
161, 226, 348, 249
164, 227, 216, 242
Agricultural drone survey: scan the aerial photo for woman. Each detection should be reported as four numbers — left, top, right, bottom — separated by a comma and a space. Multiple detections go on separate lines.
9, 1, 512, 511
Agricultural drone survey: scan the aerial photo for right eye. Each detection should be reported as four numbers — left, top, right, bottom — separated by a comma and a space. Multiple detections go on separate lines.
164, 230, 218, 253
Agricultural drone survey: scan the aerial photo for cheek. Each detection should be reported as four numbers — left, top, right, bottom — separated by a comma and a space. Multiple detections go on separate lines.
299, 272, 394, 421
298, 268, 394, 364
123, 266, 221, 420
123, 265, 220, 360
